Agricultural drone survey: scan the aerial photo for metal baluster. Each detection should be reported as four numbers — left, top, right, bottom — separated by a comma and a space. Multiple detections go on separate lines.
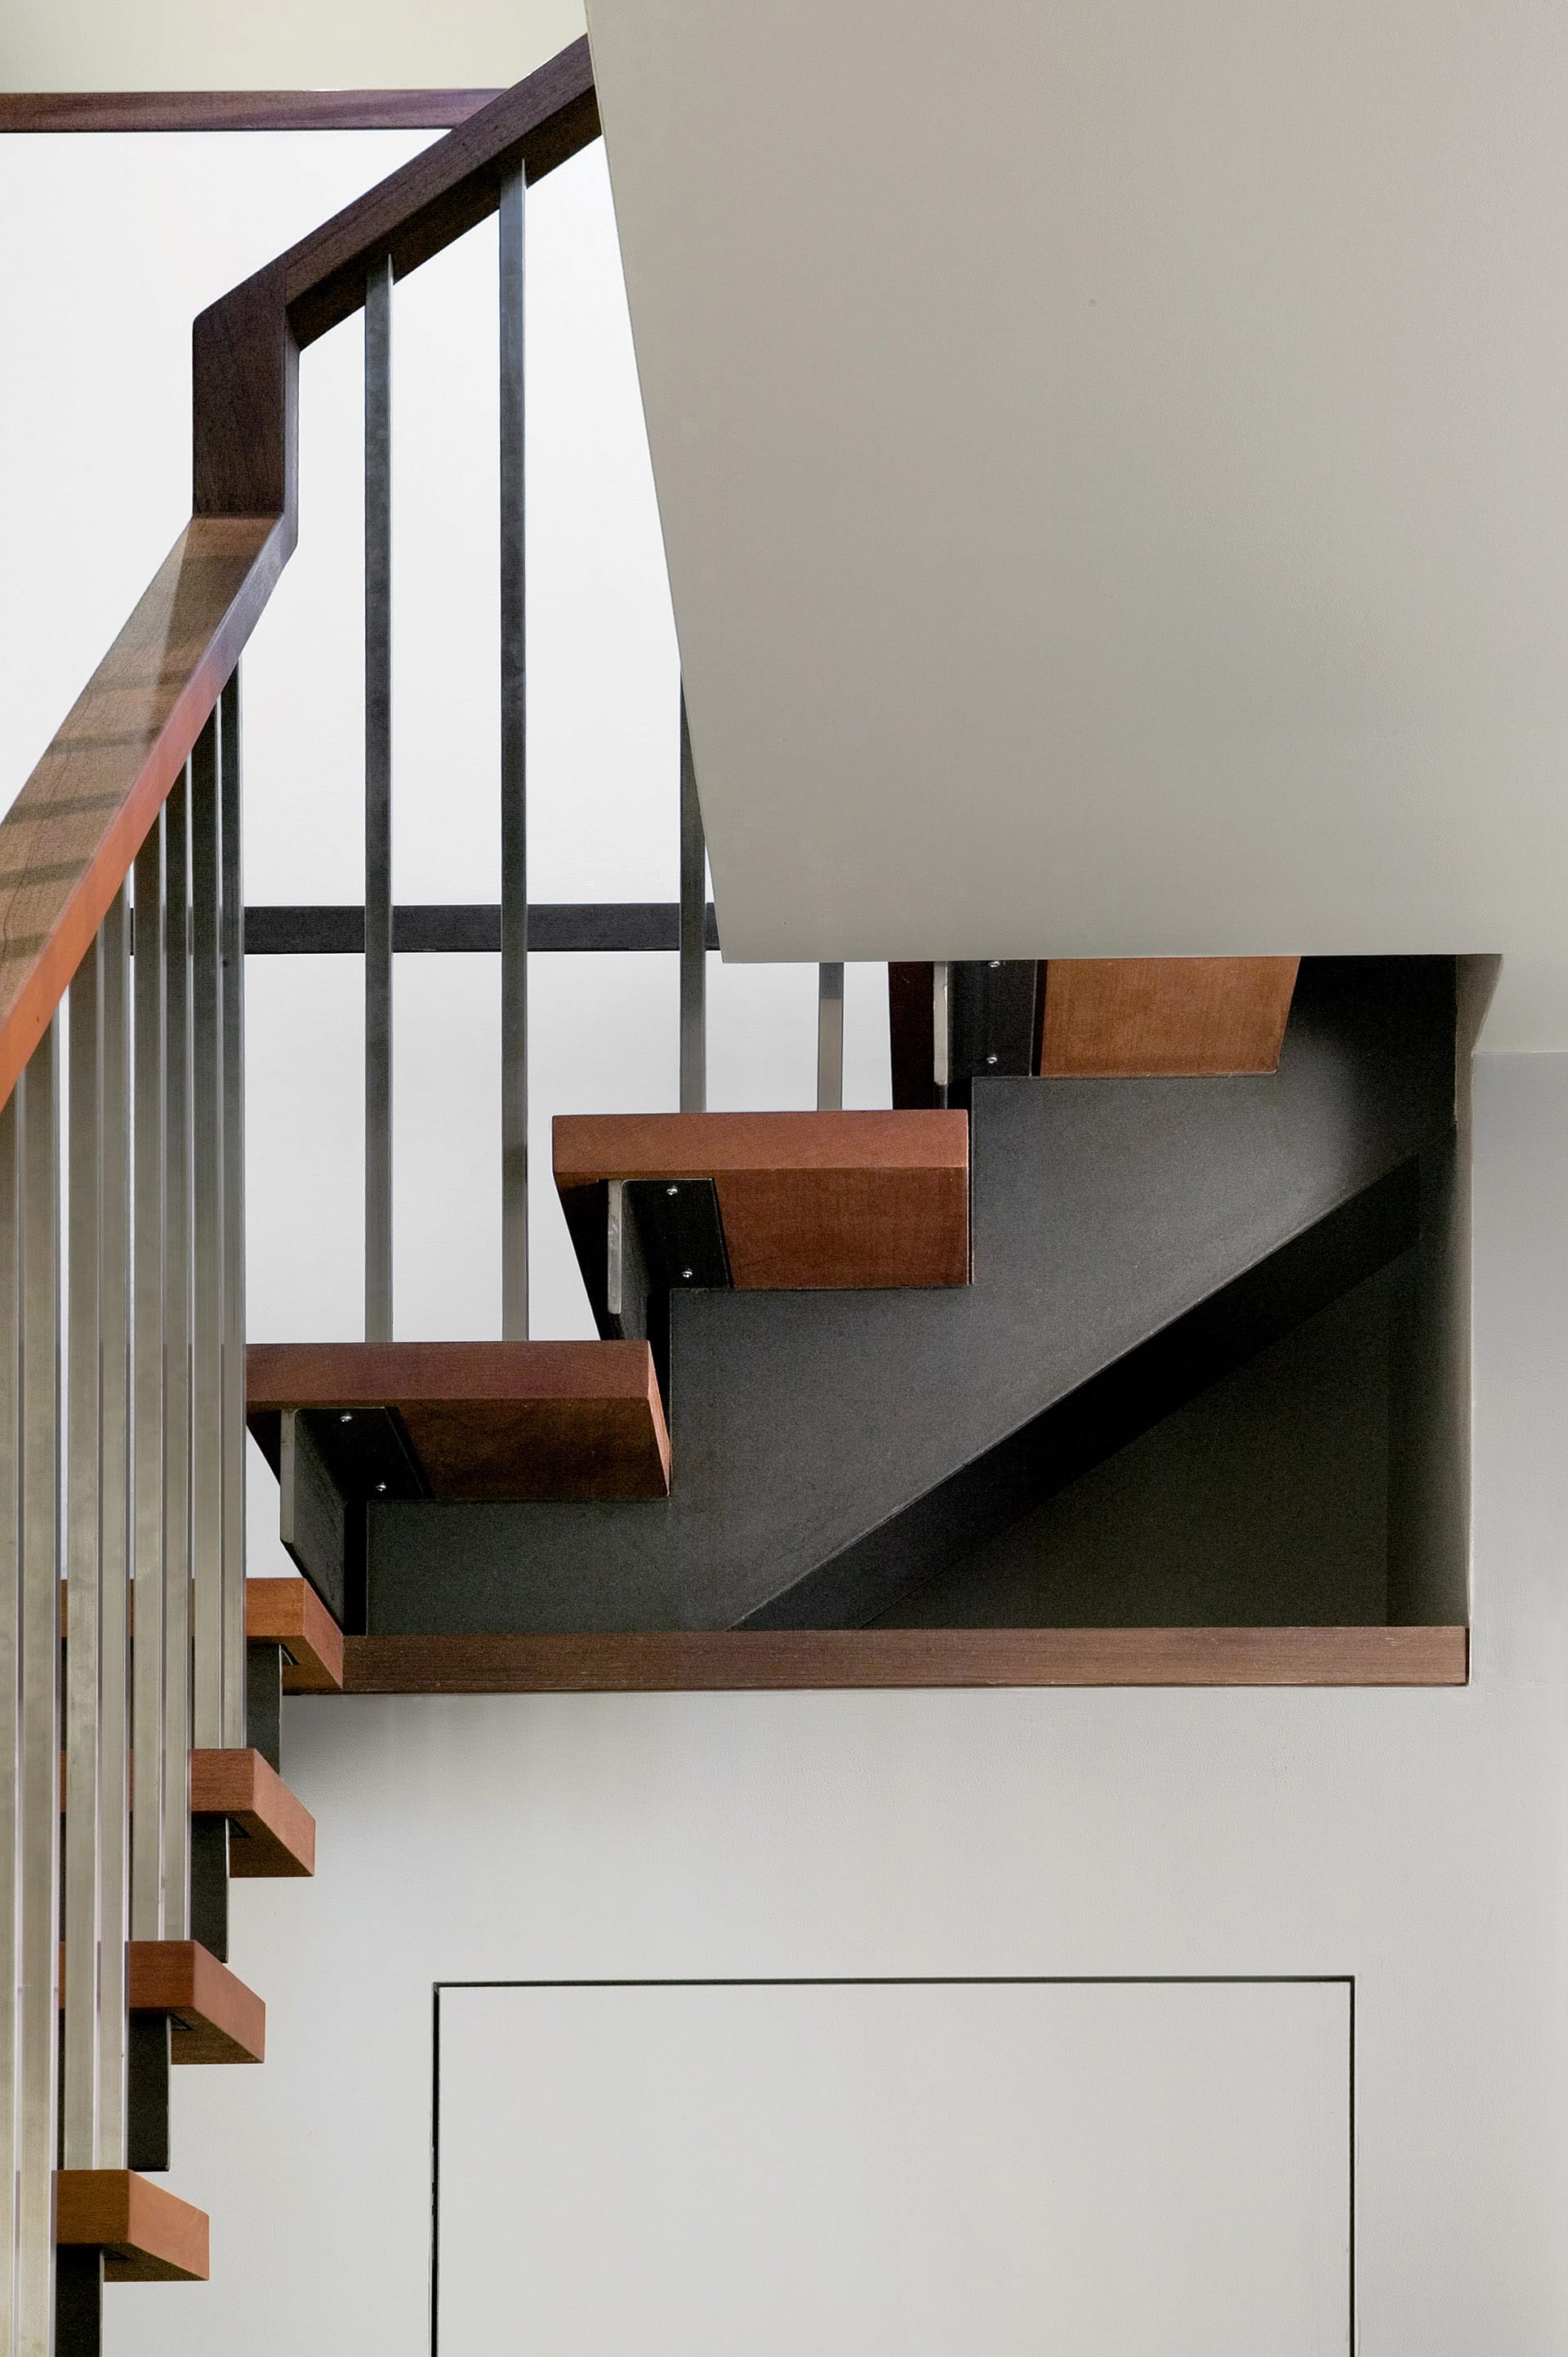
62, 938, 104, 2173
679, 691, 706, 1113
0, 1081, 23, 2344
499, 165, 528, 1338
932, 961, 951, 1107
130, 818, 166, 1943
817, 964, 844, 1112
97, 891, 131, 2166
190, 718, 224, 1748
163, 769, 194, 1940
365, 255, 394, 1344
219, 675, 247, 1749
16, 1022, 60, 2357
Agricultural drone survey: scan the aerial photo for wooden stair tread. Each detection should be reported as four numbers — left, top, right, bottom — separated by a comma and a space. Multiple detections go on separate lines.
247, 1340, 670, 1503
59, 1942, 265, 2065
553, 1110, 970, 1288
61, 1579, 345, 1694
56, 2170, 209, 2283
189, 1748, 315, 1879
1038, 957, 1301, 1076
246, 1575, 344, 1691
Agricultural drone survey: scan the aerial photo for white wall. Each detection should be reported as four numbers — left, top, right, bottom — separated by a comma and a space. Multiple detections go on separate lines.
88, 1051, 1568, 2354
0, 2, 584, 93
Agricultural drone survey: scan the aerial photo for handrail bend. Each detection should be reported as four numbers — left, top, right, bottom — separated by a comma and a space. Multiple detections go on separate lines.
0, 37, 599, 1113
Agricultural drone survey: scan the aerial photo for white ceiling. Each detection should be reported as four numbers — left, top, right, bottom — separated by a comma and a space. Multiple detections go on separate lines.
585, 0, 1568, 1046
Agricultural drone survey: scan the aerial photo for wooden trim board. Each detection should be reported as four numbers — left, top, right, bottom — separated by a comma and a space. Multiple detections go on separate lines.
345, 1626, 1468, 1694
0, 91, 502, 132
56, 2172, 209, 2283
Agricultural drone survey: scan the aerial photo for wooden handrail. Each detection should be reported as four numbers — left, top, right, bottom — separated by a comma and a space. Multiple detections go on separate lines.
0, 38, 600, 1112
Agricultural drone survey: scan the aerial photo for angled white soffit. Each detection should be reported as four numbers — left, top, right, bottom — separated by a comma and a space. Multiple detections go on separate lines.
586, 1, 1568, 1047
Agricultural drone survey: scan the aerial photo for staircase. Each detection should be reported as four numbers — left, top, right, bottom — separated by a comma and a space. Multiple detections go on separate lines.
0, 38, 1468, 2352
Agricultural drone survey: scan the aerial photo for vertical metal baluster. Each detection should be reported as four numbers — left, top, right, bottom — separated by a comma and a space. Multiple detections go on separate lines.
365, 255, 394, 1344
16, 1022, 60, 2357
189, 718, 224, 1748
817, 964, 844, 1112
130, 820, 166, 1943
932, 961, 951, 1107
218, 675, 247, 1749
499, 165, 529, 1339
163, 769, 194, 1940
97, 891, 130, 2167
0, 1083, 22, 2345
62, 938, 104, 2172
679, 691, 706, 1113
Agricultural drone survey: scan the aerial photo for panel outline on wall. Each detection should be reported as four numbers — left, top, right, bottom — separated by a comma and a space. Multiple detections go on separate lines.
428, 1973, 1356, 2357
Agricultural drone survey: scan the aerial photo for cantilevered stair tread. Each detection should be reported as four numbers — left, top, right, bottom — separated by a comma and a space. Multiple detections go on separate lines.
56, 2171, 209, 2283
190, 1747, 315, 1879
553, 1109, 970, 1288
248, 1339, 670, 1502
1037, 957, 1302, 1076
59, 1942, 265, 2064
246, 1574, 344, 1691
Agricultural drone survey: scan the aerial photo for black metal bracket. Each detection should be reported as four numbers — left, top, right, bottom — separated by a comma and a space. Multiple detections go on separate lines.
561, 1175, 731, 1401
274, 1405, 426, 1632
247, 1641, 286, 1776
189, 1817, 229, 1964
890, 959, 1041, 1107
127, 2013, 172, 2177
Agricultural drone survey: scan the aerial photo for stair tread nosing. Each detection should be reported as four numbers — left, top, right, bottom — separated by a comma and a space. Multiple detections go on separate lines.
55, 2170, 209, 2283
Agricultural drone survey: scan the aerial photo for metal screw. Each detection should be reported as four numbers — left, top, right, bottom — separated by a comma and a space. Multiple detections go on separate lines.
990, 960, 1002, 969
666, 1183, 679, 1196
986, 1054, 999, 1067
681, 1266, 694, 1281
340, 1412, 353, 1424
375, 1482, 387, 1495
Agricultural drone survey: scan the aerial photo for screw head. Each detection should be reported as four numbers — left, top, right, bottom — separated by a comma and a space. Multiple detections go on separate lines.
681, 1266, 694, 1281
986, 1053, 999, 1067
375, 1482, 387, 1495
666, 1183, 679, 1196
340, 1412, 353, 1424
990, 959, 1002, 969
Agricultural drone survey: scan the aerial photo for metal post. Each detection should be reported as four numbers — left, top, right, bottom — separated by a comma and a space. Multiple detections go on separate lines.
163, 769, 193, 1942
365, 253, 394, 1343
0, 1081, 23, 2342
932, 961, 951, 1107
499, 165, 529, 1339
189, 715, 224, 1749
679, 690, 706, 1112
218, 674, 247, 1749
816, 964, 844, 1112
130, 818, 166, 1943
96, 889, 131, 2166
62, 937, 104, 2171
16, 1021, 60, 2357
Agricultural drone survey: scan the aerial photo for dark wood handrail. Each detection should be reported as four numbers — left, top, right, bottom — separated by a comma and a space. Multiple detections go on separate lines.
0, 39, 599, 1112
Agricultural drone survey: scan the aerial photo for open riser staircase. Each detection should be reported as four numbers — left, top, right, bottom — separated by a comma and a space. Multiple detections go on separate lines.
0, 41, 1467, 2350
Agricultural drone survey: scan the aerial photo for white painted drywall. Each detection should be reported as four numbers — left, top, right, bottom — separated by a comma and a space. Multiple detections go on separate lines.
0, 3, 584, 94
91, 1049, 1568, 2355
437, 1978, 1350, 2354
586, 0, 1568, 1045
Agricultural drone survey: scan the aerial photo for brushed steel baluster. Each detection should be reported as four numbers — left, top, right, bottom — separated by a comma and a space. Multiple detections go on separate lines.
130, 818, 167, 1943
97, 889, 131, 2166
190, 712, 225, 1747
500, 166, 529, 1338
163, 767, 194, 1940
365, 255, 394, 1344
219, 674, 247, 1749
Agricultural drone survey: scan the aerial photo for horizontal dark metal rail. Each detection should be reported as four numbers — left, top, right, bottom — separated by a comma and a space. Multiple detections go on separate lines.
241, 903, 723, 955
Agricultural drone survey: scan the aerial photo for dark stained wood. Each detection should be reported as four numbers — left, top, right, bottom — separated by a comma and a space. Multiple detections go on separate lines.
247, 1340, 672, 1501
0, 90, 505, 132
345, 1625, 1468, 1694
553, 1111, 971, 1290
1038, 957, 1302, 1076
59, 1942, 265, 2065
280, 39, 599, 347
0, 517, 285, 1112
192, 256, 297, 522
56, 2172, 210, 2283
189, 1749, 315, 1879
246, 1575, 345, 1692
